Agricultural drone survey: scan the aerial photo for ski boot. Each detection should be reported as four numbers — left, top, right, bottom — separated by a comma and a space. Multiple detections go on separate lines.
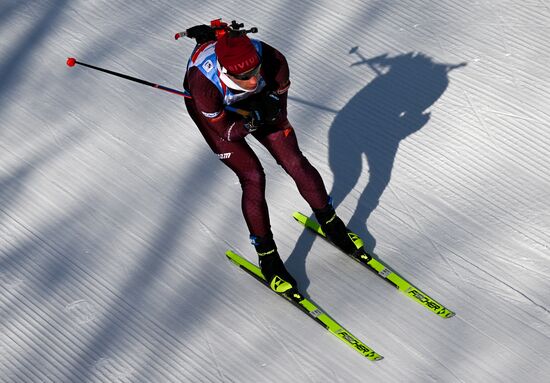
314, 203, 371, 262
252, 234, 297, 293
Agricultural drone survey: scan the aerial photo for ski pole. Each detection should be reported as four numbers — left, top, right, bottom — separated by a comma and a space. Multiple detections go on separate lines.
66, 57, 250, 117
66, 57, 191, 98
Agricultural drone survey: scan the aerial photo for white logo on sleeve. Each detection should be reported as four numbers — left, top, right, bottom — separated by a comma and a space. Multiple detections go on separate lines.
201, 110, 221, 118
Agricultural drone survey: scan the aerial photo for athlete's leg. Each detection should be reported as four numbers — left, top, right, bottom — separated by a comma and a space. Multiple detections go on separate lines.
256, 126, 328, 210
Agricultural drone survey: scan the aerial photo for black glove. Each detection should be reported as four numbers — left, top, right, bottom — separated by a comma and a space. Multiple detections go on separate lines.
261, 92, 281, 123
243, 109, 262, 132
185, 25, 216, 44
246, 92, 281, 127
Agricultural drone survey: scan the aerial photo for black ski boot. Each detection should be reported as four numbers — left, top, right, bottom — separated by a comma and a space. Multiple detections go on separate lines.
252, 234, 297, 293
314, 204, 367, 259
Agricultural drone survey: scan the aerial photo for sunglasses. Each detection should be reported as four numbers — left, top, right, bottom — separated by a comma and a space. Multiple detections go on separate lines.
227, 64, 262, 80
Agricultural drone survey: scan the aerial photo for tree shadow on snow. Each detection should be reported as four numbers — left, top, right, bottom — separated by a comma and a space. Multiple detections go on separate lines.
288, 48, 466, 292
0, 0, 70, 117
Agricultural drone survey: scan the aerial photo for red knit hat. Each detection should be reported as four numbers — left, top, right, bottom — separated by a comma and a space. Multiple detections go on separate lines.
215, 35, 260, 75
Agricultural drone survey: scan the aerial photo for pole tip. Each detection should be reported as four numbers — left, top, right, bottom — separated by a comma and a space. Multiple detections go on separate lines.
66, 57, 77, 67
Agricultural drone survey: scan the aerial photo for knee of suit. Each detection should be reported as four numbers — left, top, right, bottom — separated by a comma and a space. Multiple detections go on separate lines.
239, 168, 266, 188
281, 153, 310, 176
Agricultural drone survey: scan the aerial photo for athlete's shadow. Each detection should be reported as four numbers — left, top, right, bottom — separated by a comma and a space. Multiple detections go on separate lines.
287, 49, 465, 292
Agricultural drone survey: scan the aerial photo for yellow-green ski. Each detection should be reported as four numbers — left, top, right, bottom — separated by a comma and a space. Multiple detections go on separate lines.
293, 211, 455, 319
225, 250, 384, 361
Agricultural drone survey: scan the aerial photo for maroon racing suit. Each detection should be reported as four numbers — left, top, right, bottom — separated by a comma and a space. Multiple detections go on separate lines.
183, 40, 329, 238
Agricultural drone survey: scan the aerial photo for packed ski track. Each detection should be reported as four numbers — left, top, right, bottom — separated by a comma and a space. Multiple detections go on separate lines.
1, 0, 549, 382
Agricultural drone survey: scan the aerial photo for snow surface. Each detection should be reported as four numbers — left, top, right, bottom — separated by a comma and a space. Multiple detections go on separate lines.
1, 0, 550, 382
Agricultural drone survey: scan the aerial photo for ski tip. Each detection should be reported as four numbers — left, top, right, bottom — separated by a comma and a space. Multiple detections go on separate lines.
444, 311, 456, 319
367, 353, 384, 361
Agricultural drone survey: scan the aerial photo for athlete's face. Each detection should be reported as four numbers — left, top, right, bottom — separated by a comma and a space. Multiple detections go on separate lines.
227, 64, 261, 91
